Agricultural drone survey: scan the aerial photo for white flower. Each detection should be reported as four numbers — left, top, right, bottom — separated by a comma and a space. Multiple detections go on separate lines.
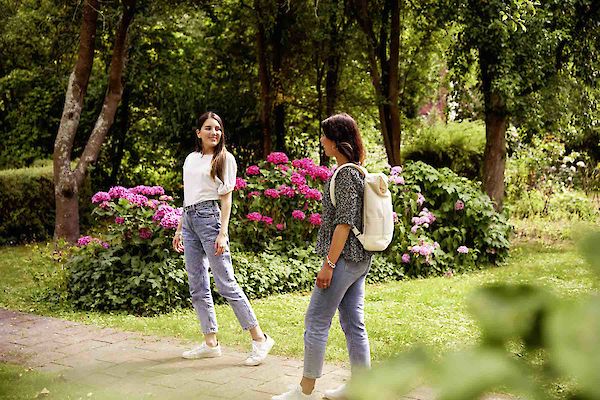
570, 166, 577, 172
576, 161, 586, 168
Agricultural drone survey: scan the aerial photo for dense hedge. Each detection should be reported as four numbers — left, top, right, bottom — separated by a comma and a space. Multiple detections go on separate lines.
0, 164, 92, 245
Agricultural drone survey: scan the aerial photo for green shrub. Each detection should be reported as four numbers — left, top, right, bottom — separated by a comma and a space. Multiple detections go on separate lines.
0, 163, 92, 245
505, 136, 599, 221
386, 161, 511, 277
402, 121, 485, 179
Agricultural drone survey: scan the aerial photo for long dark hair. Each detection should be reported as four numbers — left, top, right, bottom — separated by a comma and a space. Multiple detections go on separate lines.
321, 113, 366, 164
195, 111, 227, 181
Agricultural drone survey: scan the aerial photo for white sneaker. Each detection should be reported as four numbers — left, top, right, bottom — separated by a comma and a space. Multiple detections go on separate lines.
244, 333, 275, 366
272, 385, 315, 400
323, 384, 347, 400
182, 342, 222, 359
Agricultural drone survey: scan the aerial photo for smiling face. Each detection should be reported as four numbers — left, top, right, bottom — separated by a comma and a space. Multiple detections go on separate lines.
197, 118, 222, 153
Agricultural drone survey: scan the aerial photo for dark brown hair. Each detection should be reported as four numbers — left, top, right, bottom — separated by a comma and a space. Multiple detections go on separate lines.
195, 111, 227, 181
321, 113, 366, 164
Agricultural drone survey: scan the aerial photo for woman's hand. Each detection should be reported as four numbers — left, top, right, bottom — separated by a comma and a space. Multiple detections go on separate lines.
214, 232, 228, 256
316, 261, 334, 289
172, 232, 184, 253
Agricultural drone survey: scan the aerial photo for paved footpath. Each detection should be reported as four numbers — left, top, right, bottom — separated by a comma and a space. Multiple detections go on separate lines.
0, 308, 442, 400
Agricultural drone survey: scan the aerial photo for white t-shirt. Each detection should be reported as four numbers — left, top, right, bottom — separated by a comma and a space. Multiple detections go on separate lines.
183, 151, 237, 206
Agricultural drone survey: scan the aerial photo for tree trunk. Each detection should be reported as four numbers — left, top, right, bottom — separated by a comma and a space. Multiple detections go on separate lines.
352, 0, 402, 166
53, 0, 99, 242
110, 83, 131, 184
480, 49, 507, 211
53, 0, 136, 242
254, 3, 272, 158
271, 1, 286, 153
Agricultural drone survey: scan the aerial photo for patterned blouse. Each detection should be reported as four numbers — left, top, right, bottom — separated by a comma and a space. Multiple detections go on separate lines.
315, 166, 372, 263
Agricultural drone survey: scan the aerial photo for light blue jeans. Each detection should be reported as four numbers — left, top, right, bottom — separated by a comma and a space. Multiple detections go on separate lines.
182, 200, 258, 334
303, 256, 372, 379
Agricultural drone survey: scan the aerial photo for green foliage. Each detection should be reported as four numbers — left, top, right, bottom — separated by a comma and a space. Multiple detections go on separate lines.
387, 161, 511, 278
506, 135, 599, 220
348, 231, 600, 400
402, 120, 485, 179
0, 163, 91, 245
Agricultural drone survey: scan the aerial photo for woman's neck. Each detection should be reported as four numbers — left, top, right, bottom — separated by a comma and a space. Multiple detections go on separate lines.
201, 148, 215, 155
335, 155, 350, 165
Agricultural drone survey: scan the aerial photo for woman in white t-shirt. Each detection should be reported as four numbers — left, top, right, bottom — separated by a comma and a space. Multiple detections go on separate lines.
173, 111, 274, 366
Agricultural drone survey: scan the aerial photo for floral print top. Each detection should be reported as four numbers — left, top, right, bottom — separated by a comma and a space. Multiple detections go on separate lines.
315, 166, 372, 263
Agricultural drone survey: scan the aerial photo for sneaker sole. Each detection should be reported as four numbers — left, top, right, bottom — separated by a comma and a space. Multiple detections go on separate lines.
182, 352, 222, 360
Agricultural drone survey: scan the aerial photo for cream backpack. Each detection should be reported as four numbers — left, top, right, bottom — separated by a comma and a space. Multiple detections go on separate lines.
329, 163, 394, 251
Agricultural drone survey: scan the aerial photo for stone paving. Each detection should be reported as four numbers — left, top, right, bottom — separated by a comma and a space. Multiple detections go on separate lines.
0, 308, 514, 400
0, 308, 354, 400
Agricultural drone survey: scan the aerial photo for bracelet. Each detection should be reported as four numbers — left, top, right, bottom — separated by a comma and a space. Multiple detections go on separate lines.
326, 255, 336, 269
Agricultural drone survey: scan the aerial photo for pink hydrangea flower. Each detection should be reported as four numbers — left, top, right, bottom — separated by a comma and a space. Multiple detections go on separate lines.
266, 152, 289, 165
139, 228, 153, 239
235, 177, 248, 190
246, 165, 261, 176
390, 175, 405, 185
417, 193, 425, 206
247, 191, 261, 198
261, 216, 273, 225
264, 189, 280, 199
77, 236, 92, 246
291, 172, 306, 186
401, 253, 410, 263
411, 225, 418, 234
91, 191, 111, 204
115, 217, 125, 225
292, 158, 316, 170
455, 200, 465, 211
153, 204, 175, 221
457, 246, 469, 254
304, 188, 322, 201
247, 212, 262, 222
309, 213, 322, 226
278, 164, 290, 172
108, 186, 129, 199
124, 193, 149, 207
159, 212, 180, 229
292, 210, 306, 220
390, 166, 402, 176
278, 185, 296, 198
276, 223, 285, 231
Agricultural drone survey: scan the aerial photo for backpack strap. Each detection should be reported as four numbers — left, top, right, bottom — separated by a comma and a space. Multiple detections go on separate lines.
329, 163, 367, 238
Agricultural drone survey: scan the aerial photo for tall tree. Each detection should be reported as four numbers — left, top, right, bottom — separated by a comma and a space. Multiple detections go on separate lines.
53, 0, 136, 242
450, 0, 600, 209
348, 0, 448, 166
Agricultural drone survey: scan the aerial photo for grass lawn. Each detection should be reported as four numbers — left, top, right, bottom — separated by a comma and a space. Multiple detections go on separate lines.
0, 363, 144, 400
1, 229, 598, 365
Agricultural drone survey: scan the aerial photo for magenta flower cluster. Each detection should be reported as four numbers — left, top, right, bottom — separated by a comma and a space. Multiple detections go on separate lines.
153, 204, 183, 230
77, 236, 109, 249
266, 152, 289, 165
246, 165, 261, 175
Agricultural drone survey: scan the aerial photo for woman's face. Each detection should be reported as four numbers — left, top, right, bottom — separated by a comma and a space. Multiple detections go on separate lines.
197, 118, 222, 152
320, 134, 336, 157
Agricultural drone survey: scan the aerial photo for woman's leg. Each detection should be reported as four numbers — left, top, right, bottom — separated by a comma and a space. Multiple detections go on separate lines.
303, 258, 367, 384
338, 264, 371, 372
183, 215, 219, 336
197, 210, 259, 332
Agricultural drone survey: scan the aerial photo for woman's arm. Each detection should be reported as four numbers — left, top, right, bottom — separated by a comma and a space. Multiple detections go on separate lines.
316, 224, 351, 289
214, 191, 232, 255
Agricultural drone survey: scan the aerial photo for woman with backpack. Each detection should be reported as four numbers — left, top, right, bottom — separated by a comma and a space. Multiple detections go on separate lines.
273, 113, 373, 400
